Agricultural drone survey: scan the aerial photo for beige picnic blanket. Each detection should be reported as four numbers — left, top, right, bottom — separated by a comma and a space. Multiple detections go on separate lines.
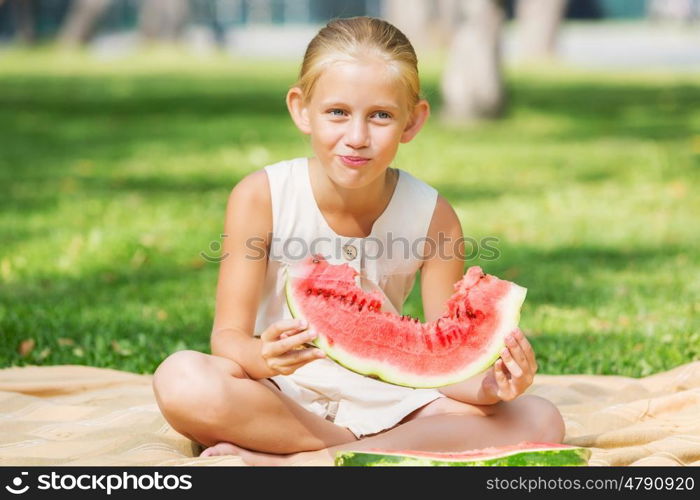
0, 362, 699, 466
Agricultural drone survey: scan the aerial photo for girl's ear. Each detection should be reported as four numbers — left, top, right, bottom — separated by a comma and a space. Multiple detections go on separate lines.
400, 99, 430, 144
286, 87, 312, 135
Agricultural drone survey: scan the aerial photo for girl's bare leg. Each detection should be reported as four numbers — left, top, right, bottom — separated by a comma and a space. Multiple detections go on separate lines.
152, 350, 357, 454
233, 394, 566, 465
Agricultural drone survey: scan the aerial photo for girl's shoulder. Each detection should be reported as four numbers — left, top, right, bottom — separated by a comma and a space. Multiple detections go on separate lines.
226, 168, 273, 236
261, 157, 306, 178
397, 168, 437, 197
231, 157, 298, 200
231, 168, 269, 203
387, 168, 439, 219
227, 157, 301, 228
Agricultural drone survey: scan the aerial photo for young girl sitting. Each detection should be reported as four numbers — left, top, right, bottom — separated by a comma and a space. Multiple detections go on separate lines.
152, 16, 565, 466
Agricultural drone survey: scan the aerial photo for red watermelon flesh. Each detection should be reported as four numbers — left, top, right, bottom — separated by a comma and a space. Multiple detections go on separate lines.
284, 254, 527, 388
366, 442, 571, 459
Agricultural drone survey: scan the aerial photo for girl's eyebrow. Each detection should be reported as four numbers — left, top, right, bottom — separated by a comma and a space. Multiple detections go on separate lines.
321, 101, 400, 111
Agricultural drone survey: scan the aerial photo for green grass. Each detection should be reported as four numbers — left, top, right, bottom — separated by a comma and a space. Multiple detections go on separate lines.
1, 47, 698, 377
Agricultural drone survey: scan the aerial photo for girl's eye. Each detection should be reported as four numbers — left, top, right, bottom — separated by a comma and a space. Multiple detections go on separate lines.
327, 109, 392, 119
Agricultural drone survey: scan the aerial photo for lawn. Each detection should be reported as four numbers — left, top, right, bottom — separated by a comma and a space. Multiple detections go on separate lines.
1, 47, 698, 377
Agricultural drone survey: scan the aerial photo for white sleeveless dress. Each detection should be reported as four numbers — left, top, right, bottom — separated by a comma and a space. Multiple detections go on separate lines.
255, 156, 445, 438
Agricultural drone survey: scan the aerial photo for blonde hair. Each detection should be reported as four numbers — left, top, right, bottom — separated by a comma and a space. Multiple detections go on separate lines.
292, 16, 423, 118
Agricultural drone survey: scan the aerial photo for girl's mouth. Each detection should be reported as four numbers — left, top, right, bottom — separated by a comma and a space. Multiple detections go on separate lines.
339, 156, 370, 167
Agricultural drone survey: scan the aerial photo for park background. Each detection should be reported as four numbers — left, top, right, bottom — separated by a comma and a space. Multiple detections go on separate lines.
1, 0, 699, 379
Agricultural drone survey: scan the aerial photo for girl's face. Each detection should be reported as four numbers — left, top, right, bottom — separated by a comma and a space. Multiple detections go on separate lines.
287, 57, 429, 189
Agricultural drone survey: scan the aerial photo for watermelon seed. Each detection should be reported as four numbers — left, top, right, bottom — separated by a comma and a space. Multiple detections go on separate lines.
306, 289, 312, 295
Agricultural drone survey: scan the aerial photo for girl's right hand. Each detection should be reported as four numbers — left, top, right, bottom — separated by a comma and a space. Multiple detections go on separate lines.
260, 318, 325, 376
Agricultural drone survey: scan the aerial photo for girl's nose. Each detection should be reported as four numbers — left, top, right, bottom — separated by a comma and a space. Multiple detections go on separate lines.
344, 118, 370, 149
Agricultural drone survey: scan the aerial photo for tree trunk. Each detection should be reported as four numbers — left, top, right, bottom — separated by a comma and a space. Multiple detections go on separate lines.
431, 0, 463, 50
440, 0, 506, 123
139, 0, 189, 42
381, 0, 433, 53
515, 0, 568, 61
57, 0, 113, 47
12, 0, 36, 44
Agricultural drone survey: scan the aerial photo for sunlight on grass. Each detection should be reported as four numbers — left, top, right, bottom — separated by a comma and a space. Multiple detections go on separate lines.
1, 48, 699, 376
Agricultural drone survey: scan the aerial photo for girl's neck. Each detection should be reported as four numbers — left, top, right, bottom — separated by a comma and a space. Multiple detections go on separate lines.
308, 156, 398, 227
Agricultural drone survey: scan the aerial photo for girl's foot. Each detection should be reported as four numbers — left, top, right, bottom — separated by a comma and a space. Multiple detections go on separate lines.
200, 441, 334, 465
237, 448, 333, 466
200, 441, 245, 458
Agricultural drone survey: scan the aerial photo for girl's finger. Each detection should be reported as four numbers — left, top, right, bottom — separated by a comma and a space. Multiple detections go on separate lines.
265, 329, 317, 358
494, 360, 508, 385
505, 335, 532, 377
276, 347, 325, 367
261, 319, 307, 342
279, 327, 308, 343
500, 347, 524, 379
513, 329, 537, 373
494, 360, 514, 398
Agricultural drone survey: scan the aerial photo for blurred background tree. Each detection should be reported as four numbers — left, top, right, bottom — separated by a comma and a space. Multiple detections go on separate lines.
58, 0, 112, 46
3, 0, 38, 44
384, 0, 569, 123
439, 0, 507, 123
22, 0, 571, 122
2, 0, 698, 108
515, 0, 568, 61
138, 0, 189, 42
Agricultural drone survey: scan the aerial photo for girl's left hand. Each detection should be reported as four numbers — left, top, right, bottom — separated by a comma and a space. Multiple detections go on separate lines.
481, 328, 538, 402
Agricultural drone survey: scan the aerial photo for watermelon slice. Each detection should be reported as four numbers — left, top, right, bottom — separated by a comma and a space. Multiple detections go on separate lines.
335, 442, 590, 466
284, 254, 527, 388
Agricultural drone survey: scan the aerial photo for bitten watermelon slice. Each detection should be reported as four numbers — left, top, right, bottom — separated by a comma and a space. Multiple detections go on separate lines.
335, 442, 590, 466
284, 254, 527, 388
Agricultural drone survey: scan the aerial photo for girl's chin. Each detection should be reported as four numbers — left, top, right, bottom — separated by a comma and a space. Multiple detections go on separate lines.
330, 170, 373, 189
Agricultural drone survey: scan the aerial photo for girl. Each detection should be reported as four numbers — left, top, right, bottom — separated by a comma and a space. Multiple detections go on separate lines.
152, 16, 565, 466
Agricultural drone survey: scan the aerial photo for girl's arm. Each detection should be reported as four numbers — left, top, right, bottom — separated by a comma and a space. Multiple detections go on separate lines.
209, 170, 277, 380
420, 195, 499, 405
422, 196, 537, 405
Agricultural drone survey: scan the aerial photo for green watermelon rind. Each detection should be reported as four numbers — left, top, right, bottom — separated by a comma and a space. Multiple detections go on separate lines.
284, 266, 527, 389
335, 446, 591, 467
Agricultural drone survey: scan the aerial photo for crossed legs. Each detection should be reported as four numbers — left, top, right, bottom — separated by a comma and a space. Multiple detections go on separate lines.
152, 350, 565, 465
